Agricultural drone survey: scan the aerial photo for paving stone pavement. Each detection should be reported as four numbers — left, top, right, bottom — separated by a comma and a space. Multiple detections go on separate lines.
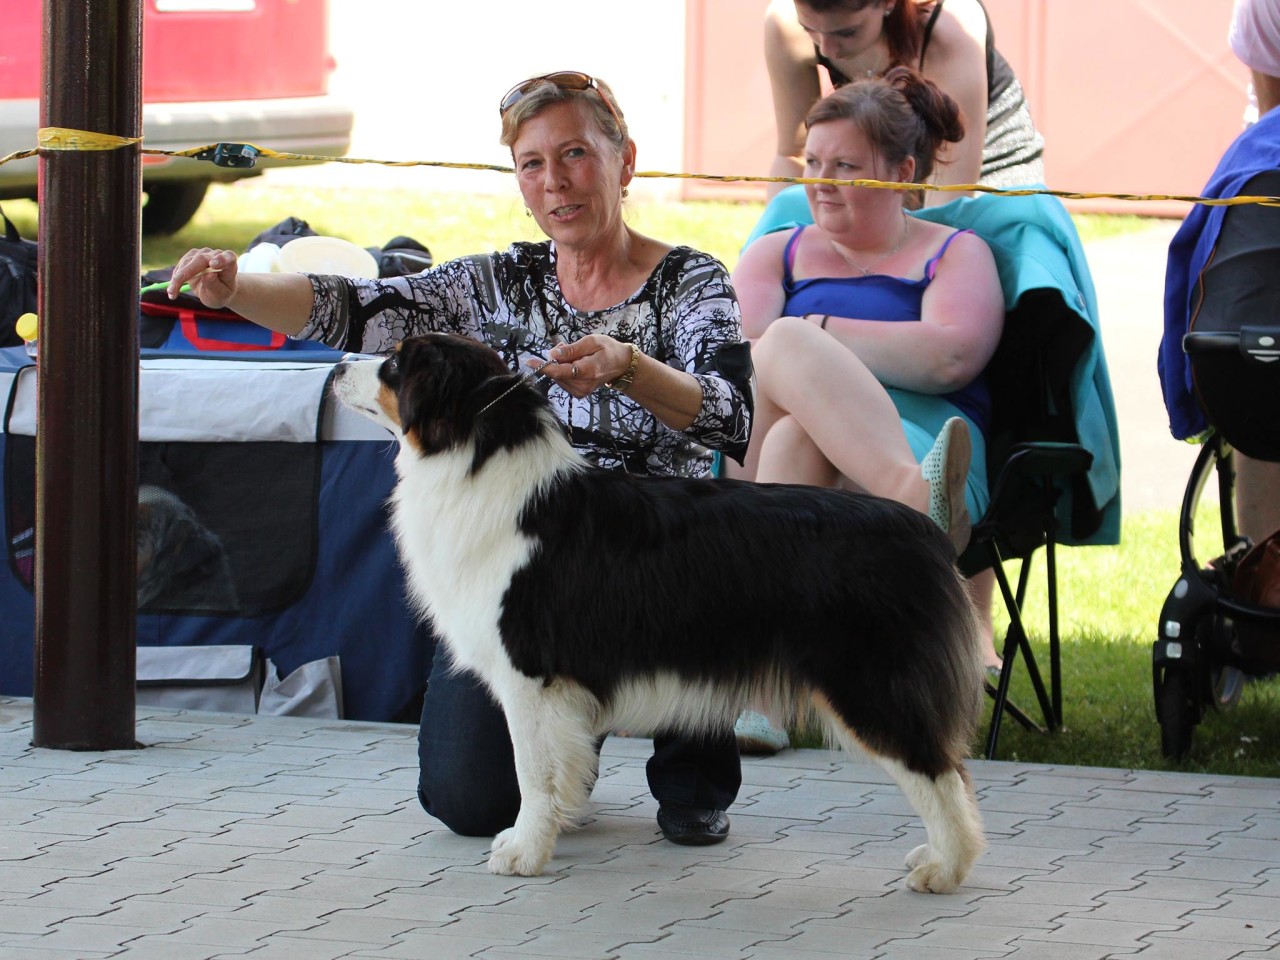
2, 697, 1278, 960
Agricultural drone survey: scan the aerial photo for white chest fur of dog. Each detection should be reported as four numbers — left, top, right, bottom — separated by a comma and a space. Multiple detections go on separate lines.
331, 333, 986, 888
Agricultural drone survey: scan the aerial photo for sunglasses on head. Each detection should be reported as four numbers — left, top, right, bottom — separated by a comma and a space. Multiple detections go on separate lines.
498, 71, 623, 132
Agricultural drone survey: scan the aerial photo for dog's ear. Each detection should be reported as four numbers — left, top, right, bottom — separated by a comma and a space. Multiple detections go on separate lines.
396, 337, 470, 454
396, 334, 524, 457
469, 369, 549, 471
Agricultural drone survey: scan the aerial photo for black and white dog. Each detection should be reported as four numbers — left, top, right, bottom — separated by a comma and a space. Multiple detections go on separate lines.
332, 333, 986, 889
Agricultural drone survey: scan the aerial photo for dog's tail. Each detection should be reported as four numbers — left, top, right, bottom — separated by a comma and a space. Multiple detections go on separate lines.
796, 528, 985, 780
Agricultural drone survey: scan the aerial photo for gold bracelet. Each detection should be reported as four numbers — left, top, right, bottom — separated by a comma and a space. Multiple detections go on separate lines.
607, 341, 641, 392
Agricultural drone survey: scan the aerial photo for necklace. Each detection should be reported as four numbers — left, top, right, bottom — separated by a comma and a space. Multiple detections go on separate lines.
830, 215, 911, 276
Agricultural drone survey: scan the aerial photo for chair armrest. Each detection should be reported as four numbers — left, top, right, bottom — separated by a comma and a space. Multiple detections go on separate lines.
1000, 442, 1094, 481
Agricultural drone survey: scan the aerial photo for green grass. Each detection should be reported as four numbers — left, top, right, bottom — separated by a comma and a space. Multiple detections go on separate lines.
980, 505, 1280, 776
8, 180, 1273, 777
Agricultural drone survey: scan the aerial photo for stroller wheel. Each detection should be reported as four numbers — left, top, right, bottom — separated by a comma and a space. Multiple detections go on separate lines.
1157, 665, 1196, 760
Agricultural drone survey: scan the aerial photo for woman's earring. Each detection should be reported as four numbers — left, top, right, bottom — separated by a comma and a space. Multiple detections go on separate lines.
525, 207, 533, 218
621, 187, 629, 199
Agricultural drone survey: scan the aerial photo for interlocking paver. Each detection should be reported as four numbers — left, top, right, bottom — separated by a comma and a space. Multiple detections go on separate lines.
1021, 914, 1181, 949
0, 900, 115, 935
1148, 922, 1277, 954
227, 939, 363, 960
1200, 893, 1280, 923
0, 945, 115, 960
1120, 939, 1272, 960
1166, 854, 1278, 882
993, 877, 1114, 907
130, 876, 296, 908
911, 918, 1043, 950
29, 855, 203, 891
3, 696, 1280, 960
1066, 895, 1203, 924
765, 916, 916, 954
624, 923, 790, 955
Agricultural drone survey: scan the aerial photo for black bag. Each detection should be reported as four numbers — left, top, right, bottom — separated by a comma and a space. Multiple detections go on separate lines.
0, 205, 38, 348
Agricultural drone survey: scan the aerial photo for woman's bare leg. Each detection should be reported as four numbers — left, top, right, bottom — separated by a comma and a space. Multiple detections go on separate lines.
751, 317, 929, 510
968, 569, 1000, 670
755, 414, 841, 488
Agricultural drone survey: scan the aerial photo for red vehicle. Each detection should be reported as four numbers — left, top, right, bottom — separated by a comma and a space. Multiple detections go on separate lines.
0, 0, 353, 234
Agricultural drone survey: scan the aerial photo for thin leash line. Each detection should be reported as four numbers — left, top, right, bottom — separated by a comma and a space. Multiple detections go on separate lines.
476, 355, 557, 417
476, 373, 542, 417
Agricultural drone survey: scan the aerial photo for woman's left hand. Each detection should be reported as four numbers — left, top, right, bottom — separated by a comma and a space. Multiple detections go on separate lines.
526, 334, 632, 399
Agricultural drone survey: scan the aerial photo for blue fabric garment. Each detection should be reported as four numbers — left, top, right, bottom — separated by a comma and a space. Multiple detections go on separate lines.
1160, 107, 1280, 442
779, 225, 993, 436
739, 189, 1121, 546
915, 191, 1121, 546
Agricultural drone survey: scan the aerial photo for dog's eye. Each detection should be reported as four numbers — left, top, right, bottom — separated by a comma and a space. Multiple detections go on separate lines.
380, 354, 400, 385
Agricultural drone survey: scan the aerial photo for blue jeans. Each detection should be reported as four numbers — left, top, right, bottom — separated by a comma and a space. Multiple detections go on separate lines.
416, 639, 742, 837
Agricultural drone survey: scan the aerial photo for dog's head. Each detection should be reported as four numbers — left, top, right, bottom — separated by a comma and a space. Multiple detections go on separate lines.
332, 333, 551, 471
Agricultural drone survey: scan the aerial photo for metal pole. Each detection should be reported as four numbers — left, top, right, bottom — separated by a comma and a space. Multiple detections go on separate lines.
32, 0, 142, 750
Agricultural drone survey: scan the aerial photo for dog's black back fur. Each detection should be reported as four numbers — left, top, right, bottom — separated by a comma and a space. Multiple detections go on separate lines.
502, 471, 976, 776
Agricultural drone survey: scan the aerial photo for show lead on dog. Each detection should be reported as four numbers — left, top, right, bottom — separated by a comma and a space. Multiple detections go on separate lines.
167, 71, 753, 849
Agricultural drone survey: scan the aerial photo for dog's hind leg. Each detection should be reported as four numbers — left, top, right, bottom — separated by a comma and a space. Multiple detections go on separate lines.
815, 701, 984, 893
487, 676, 601, 876
879, 757, 985, 893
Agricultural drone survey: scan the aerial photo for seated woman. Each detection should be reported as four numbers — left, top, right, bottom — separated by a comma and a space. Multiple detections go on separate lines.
729, 69, 1004, 751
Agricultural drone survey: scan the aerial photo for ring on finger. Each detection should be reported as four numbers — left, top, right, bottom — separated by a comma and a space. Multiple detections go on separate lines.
572, 365, 579, 378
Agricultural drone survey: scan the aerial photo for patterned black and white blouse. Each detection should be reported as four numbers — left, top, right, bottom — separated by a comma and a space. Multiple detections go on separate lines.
298, 241, 753, 479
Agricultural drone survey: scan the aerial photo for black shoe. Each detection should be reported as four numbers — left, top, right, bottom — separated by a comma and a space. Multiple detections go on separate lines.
656, 803, 730, 846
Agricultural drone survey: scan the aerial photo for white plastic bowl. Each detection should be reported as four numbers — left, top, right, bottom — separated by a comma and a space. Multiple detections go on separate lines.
275, 235, 379, 279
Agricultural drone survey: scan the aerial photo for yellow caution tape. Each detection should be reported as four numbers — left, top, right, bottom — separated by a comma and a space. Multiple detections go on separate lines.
0, 134, 1276, 209
0, 147, 38, 166
38, 127, 143, 151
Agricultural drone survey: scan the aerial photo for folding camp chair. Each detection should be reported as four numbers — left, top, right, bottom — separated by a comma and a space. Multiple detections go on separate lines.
917, 192, 1122, 759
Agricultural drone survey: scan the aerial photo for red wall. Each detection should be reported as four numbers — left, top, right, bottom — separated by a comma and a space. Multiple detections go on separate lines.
684, 0, 1251, 216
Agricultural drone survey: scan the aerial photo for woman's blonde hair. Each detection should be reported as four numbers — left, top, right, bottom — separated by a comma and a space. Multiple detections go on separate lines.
499, 77, 628, 151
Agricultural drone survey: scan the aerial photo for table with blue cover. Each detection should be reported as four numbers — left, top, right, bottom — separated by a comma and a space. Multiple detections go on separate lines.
0, 346, 430, 722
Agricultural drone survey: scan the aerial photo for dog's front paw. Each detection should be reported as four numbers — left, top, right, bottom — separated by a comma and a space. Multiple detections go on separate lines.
488, 827, 552, 876
904, 844, 960, 894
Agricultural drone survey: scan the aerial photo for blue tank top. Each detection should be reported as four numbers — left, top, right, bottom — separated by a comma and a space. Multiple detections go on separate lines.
781, 225, 992, 433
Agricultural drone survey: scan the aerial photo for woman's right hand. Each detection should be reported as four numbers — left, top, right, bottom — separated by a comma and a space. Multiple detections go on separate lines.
167, 248, 239, 308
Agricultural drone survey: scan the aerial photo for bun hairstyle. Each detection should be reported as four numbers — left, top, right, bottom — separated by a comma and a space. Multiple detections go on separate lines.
804, 65, 964, 184
499, 77, 628, 151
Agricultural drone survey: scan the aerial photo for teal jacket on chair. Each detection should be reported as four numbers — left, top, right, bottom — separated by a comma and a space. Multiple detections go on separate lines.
915, 192, 1121, 546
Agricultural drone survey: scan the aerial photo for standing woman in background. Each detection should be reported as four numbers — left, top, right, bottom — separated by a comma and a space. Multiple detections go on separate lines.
760, 0, 1043, 219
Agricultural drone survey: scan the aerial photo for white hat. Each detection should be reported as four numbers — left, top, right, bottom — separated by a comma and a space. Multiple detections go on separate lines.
1230, 0, 1280, 77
